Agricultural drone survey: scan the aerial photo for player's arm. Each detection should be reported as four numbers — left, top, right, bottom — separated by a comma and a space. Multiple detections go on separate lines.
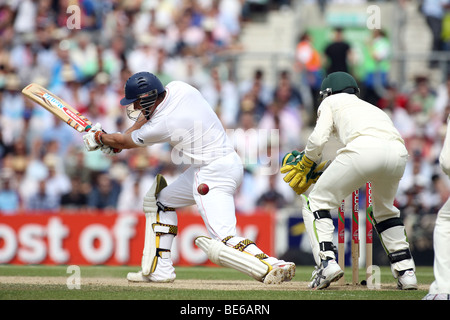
83, 112, 150, 152
101, 114, 148, 149
280, 101, 333, 191
305, 99, 333, 162
100, 132, 138, 150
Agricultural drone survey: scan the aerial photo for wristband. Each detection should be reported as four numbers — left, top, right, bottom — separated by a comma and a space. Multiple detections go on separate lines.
94, 131, 105, 146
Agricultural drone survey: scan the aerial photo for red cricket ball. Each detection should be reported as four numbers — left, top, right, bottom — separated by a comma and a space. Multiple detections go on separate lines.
197, 183, 209, 195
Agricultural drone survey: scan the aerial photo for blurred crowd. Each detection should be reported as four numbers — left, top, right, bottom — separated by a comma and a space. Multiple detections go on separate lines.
0, 0, 302, 216
0, 0, 450, 262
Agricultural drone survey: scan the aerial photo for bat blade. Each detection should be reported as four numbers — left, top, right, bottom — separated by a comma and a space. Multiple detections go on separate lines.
22, 83, 92, 133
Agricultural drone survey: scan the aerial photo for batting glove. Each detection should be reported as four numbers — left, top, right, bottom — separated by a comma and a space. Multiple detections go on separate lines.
83, 122, 105, 151
101, 145, 122, 156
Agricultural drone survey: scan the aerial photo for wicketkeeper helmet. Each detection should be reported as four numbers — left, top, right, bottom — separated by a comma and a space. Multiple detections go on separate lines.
319, 72, 359, 100
120, 72, 166, 121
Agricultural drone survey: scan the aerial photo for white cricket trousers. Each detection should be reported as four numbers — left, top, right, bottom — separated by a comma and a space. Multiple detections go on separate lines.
306, 136, 414, 271
429, 198, 450, 294
158, 152, 243, 240
309, 136, 408, 217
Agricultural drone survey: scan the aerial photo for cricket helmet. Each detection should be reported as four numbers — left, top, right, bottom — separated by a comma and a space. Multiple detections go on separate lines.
319, 72, 359, 100
120, 72, 166, 120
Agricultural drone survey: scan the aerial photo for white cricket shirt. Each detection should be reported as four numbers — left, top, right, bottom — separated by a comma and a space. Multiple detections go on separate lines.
306, 93, 405, 162
131, 81, 235, 165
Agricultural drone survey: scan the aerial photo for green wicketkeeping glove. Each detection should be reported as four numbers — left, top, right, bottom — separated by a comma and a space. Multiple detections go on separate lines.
281, 150, 331, 195
280, 150, 304, 182
280, 150, 315, 188
291, 159, 330, 195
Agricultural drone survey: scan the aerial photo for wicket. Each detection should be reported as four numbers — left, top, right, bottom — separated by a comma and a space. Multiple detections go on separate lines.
338, 182, 373, 285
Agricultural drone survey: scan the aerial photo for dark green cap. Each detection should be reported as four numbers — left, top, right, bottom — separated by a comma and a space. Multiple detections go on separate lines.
319, 72, 359, 100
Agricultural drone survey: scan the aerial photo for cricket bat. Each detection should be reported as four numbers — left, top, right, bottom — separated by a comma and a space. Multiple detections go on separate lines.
21, 83, 92, 133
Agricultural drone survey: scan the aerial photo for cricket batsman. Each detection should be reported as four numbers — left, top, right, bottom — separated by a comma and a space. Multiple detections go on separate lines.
281, 72, 417, 290
82, 71, 296, 284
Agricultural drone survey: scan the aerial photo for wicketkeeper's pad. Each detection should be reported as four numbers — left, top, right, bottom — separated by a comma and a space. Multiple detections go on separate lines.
195, 236, 272, 282
141, 174, 177, 276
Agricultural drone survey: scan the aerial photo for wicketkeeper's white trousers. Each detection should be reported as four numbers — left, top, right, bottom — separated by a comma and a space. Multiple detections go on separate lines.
309, 136, 408, 218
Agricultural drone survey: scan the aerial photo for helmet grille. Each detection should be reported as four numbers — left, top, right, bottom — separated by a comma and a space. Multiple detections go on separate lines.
136, 77, 148, 89
126, 89, 159, 122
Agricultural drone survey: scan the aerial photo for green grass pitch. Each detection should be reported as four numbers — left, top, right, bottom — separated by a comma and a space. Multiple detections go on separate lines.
0, 264, 433, 301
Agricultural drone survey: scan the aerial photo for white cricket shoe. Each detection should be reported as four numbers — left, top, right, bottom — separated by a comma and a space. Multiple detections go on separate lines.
422, 293, 450, 300
263, 261, 296, 284
309, 259, 344, 290
396, 269, 418, 290
127, 270, 176, 283
127, 258, 176, 283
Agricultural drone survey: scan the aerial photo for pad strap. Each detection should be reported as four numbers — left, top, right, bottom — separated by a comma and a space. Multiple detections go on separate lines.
152, 223, 178, 236
375, 217, 404, 234
388, 249, 412, 263
222, 236, 269, 259
222, 235, 233, 243
156, 248, 171, 259
319, 241, 337, 254
156, 201, 176, 212
233, 239, 255, 252
313, 210, 332, 220
255, 253, 269, 259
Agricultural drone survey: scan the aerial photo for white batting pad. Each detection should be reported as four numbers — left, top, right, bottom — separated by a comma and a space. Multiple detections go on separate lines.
141, 174, 167, 276
195, 236, 271, 282
141, 207, 157, 276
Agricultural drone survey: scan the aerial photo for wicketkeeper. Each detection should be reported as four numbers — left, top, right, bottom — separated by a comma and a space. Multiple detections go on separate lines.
281, 72, 417, 290
83, 71, 296, 284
